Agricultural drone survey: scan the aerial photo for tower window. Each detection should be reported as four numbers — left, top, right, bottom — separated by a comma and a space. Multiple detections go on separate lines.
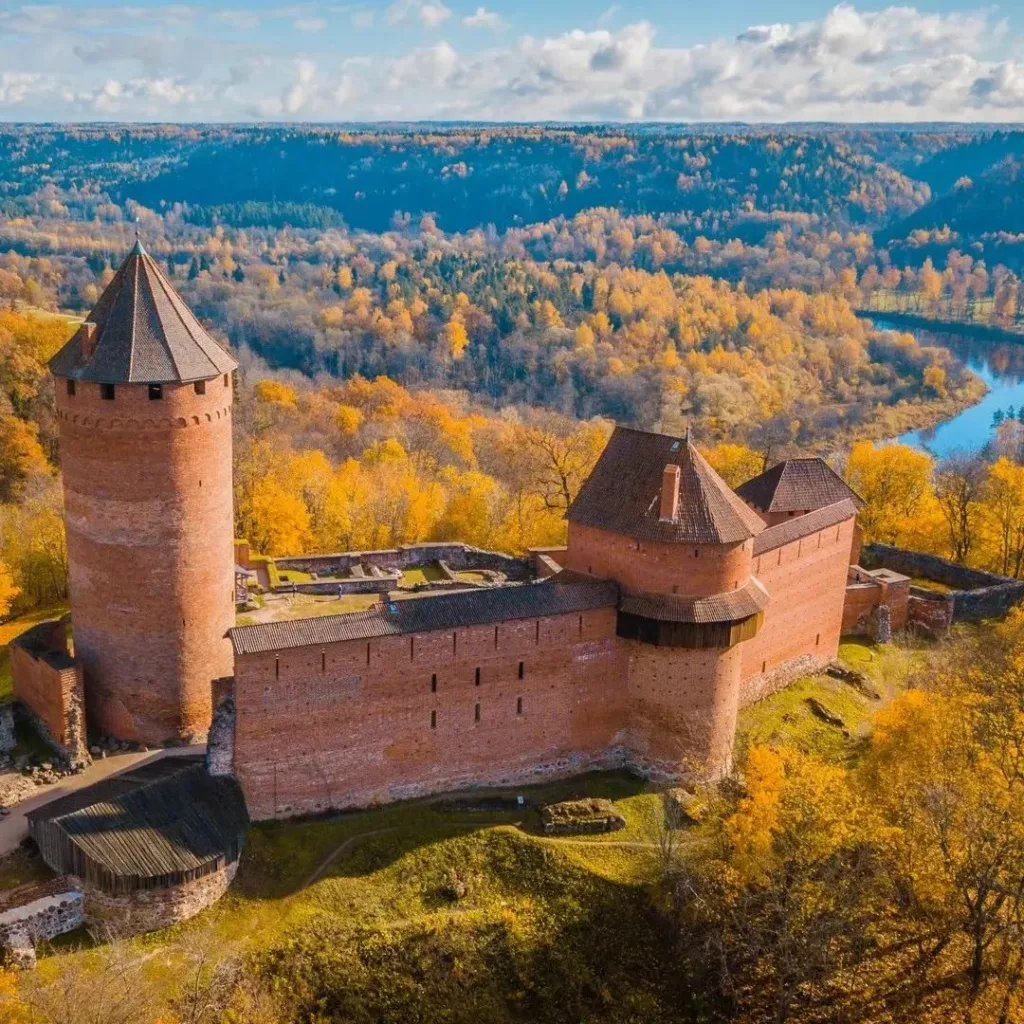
66, 379, 76, 396
517, 697, 523, 716
148, 383, 163, 401
474, 702, 481, 723
475, 667, 481, 686
100, 382, 115, 401
518, 661, 524, 680
223, 374, 230, 387
816, 633, 821, 646
578, 615, 583, 636
194, 380, 206, 395
431, 673, 437, 693
431, 710, 437, 729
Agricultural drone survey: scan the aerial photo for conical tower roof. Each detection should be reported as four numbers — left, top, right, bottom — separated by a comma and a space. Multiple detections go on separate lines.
567, 425, 766, 545
50, 240, 237, 384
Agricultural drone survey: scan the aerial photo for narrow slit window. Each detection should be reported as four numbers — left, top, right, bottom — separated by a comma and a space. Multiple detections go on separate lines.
321, 651, 326, 672
194, 380, 206, 395
431, 673, 437, 693
762, 660, 767, 673
516, 697, 523, 716
453, 632, 457, 655
410, 636, 415, 661
275, 657, 280, 679
474, 702, 481, 723
66, 379, 76, 396
100, 382, 115, 400
494, 625, 499, 649
816, 633, 821, 646
431, 710, 437, 729
148, 383, 163, 400
535, 620, 540, 644
366, 642, 371, 665
578, 615, 583, 636
474, 667, 481, 686
224, 373, 230, 387
518, 661, 524, 680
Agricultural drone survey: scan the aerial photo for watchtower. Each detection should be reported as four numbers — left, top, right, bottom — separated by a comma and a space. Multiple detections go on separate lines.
563, 427, 768, 777
49, 241, 238, 745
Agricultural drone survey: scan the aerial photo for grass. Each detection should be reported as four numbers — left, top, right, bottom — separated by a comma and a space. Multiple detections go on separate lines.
399, 563, 445, 588
737, 637, 928, 765
909, 576, 954, 593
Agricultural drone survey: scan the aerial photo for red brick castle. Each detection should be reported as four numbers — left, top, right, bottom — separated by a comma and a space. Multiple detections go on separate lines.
18, 244, 866, 821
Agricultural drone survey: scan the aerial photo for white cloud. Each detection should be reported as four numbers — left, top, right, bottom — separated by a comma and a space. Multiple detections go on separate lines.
463, 7, 504, 30
0, 2, 1022, 122
387, 0, 452, 28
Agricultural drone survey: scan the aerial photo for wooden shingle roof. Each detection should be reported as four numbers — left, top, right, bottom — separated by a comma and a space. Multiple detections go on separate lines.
49, 241, 237, 384
27, 757, 248, 888
736, 458, 864, 514
618, 578, 769, 624
230, 574, 619, 656
752, 499, 859, 556
567, 426, 765, 545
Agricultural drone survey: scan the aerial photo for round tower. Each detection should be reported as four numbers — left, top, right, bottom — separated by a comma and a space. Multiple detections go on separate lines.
49, 241, 238, 746
563, 427, 767, 778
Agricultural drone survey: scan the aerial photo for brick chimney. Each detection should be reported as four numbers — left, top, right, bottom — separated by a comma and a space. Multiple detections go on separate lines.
79, 322, 98, 361
659, 464, 681, 522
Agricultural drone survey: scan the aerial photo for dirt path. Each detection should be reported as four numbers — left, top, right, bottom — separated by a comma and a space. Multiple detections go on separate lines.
0, 745, 205, 855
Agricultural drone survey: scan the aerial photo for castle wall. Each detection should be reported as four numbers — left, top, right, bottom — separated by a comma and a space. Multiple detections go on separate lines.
563, 523, 752, 597
625, 641, 743, 779
54, 377, 235, 745
232, 608, 627, 819
740, 516, 857, 704
11, 620, 87, 760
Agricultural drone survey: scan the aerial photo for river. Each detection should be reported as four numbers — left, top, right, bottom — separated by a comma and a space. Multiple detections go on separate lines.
881, 321, 1024, 458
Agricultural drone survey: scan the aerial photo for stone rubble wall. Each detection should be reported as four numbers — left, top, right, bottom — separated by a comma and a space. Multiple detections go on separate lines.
862, 543, 1024, 623
0, 704, 14, 755
206, 696, 235, 777
0, 878, 84, 966
78, 860, 236, 937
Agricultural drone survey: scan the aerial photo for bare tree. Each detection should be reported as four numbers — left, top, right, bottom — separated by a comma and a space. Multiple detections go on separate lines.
935, 452, 986, 564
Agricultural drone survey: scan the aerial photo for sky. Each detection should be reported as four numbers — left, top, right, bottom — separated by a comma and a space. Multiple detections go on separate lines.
0, 1, 1022, 123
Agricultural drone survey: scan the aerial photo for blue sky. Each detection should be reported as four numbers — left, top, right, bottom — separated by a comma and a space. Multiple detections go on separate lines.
0, 2, 1021, 121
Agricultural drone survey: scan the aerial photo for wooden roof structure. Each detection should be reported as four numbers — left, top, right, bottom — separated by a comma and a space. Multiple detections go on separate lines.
27, 757, 248, 894
567, 427, 766, 545
49, 240, 237, 384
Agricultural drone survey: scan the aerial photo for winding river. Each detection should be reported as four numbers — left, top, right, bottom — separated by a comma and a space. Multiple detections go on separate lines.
879, 321, 1024, 458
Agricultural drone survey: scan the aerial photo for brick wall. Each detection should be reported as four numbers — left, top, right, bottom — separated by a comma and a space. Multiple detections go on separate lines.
625, 641, 743, 778
11, 620, 87, 760
563, 523, 753, 597
741, 517, 856, 701
233, 608, 628, 819
55, 377, 236, 745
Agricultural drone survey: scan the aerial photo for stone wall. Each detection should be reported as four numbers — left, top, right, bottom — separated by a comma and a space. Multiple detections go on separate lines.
232, 607, 629, 819
862, 543, 1024, 623
907, 589, 955, 638
206, 696, 235, 777
842, 567, 911, 637
275, 543, 532, 581
0, 703, 14, 755
0, 878, 84, 966
10, 619, 87, 763
80, 860, 238, 937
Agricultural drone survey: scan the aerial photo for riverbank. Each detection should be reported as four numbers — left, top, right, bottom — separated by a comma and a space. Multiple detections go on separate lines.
856, 307, 1024, 345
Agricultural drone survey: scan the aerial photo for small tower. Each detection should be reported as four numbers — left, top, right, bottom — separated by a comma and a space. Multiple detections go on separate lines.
563, 427, 768, 778
49, 241, 238, 745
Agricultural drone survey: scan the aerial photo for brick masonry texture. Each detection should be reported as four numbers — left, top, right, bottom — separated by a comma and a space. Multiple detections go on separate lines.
54, 376, 236, 745
233, 608, 629, 818
11, 619, 87, 760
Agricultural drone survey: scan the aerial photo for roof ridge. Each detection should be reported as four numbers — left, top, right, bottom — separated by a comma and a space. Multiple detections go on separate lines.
137, 255, 183, 381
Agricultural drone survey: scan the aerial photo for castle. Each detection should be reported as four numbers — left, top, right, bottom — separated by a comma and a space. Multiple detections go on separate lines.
11, 240, 875, 813
7, 243, 882, 925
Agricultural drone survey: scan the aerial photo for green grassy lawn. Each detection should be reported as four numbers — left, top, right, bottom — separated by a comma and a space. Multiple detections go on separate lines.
737, 638, 927, 765
399, 563, 445, 588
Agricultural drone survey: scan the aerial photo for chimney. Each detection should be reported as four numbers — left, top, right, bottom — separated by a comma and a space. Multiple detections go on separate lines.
79, 322, 98, 360
659, 464, 681, 522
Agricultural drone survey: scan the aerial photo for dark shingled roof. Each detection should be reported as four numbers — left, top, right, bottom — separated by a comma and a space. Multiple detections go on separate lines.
567, 426, 765, 545
619, 578, 769, 624
27, 757, 248, 889
49, 241, 237, 384
230, 575, 619, 656
736, 458, 864, 514
753, 499, 859, 556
